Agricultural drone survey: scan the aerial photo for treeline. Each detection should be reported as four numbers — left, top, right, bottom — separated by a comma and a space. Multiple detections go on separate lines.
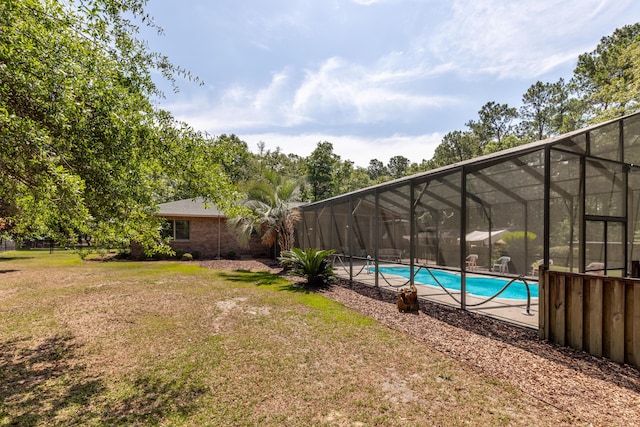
221, 23, 640, 203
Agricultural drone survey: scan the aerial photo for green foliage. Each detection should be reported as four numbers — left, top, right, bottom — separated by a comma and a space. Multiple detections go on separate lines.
279, 247, 336, 288
367, 159, 388, 180
573, 23, 640, 120
387, 155, 410, 179
230, 170, 301, 257
466, 101, 518, 148
502, 231, 537, 245
430, 130, 481, 168
0, 0, 242, 255
181, 253, 193, 261
307, 141, 339, 201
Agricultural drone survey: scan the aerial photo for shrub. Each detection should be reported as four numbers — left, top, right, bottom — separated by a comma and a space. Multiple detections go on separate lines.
181, 253, 193, 261
279, 247, 335, 288
225, 250, 236, 260
191, 250, 201, 260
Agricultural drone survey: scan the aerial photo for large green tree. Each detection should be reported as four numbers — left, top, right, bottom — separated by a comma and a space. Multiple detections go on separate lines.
429, 130, 481, 168
387, 155, 410, 179
466, 101, 518, 150
572, 23, 640, 120
306, 141, 339, 202
0, 0, 240, 253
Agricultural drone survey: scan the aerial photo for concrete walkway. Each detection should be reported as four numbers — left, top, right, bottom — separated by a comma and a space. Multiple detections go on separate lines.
332, 259, 538, 329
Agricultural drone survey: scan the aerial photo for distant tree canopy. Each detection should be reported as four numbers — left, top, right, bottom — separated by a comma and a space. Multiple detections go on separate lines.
0, 0, 241, 253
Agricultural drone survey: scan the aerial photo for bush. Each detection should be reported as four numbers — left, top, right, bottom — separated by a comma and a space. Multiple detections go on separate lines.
191, 250, 201, 260
181, 253, 193, 261
279, 247, 335, 288
225, 250, 236, 260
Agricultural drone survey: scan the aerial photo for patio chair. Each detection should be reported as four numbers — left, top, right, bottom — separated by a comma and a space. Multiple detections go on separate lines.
586, 262, 605, 275
492, 256, 510, 273
531, 258, 553, 277
466, 254, 478, 271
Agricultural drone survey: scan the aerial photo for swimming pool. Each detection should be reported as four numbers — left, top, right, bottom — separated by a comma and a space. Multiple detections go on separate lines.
376, 266, 538, 300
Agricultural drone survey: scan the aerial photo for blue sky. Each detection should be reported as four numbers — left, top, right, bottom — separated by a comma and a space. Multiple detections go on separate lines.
140, 0, 640, 167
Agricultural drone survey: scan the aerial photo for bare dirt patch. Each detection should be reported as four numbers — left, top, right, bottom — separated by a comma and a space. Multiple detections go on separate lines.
201, 260, 640, 426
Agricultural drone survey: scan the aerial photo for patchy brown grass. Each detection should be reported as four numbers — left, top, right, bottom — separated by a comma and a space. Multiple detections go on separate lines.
0, 251, 632, 425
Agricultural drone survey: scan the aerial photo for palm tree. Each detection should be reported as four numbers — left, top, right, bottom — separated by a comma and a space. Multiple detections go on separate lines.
229, 170, 301, 258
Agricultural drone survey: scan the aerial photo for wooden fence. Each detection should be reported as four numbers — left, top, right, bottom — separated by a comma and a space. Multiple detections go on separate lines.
539, 269, 640, 369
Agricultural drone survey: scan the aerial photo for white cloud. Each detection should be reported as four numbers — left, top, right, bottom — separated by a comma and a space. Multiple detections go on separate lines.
165, 56, 459, 133
430, 0, 637, 79
292, 56, 459, 124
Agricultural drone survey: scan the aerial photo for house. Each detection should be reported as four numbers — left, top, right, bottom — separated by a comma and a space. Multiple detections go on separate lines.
131, 198, 270, 260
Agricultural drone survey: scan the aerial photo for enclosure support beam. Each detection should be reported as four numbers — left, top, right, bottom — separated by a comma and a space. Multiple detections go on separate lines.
410, 180, 416, 285
460, 168, 467, 310
544, 146, 551, 270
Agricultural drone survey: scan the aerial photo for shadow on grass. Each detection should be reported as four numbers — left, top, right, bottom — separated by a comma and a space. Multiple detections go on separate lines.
217, 270, 284, 286
215, 270, 329, 294
0, 334, 105, 426
0, 335, 204, 425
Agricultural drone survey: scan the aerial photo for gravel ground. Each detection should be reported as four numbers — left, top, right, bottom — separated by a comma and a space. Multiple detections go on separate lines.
200, 260, 640, 426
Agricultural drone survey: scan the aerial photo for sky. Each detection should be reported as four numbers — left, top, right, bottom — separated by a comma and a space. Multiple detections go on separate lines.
139, 0, 640, 168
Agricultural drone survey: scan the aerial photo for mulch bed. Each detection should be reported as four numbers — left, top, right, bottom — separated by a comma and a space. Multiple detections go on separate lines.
201, 260, 640, 426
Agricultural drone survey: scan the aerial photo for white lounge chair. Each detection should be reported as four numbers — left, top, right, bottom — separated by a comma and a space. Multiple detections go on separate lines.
492, 256, 510, 273
466, 254, 478, 271
531, 258, 553, 276
586, 262, 605, 275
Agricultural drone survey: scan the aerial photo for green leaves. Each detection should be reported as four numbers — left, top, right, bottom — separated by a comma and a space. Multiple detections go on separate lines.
278, 247, 336, 288
0, 0, 240, 253
572, 23, 640, 120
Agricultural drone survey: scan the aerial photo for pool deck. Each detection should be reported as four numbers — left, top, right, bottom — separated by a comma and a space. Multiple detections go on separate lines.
332, 260, 538, 330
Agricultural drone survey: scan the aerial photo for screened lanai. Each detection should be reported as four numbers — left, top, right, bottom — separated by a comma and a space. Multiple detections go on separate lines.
297, 112, 640, 312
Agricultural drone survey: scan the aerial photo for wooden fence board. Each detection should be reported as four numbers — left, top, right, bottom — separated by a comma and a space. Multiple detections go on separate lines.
609, 280, 625, 363
586, 277, 603, 357
540, 269, 640, 370
551, 273, 566, 346
567, 276, 584, 350
538, 271, 547, 339
632, 285, 640, 367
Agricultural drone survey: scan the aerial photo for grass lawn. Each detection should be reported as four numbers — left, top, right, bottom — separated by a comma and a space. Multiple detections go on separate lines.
0, 250, 575, 426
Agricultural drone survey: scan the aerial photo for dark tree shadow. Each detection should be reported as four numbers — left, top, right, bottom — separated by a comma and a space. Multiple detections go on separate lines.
0, 335, 205, 425
216, 270, 336, 294
0, 335, 105, 426
216, 270, 284, 287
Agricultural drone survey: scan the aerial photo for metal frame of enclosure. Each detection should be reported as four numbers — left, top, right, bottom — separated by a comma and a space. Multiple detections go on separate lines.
297, 112, 640, 312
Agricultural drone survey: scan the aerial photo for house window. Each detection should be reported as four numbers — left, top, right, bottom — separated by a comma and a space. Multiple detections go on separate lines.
164, 219, 190, 241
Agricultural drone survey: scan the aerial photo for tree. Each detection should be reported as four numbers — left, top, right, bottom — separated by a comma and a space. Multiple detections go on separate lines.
0, 0, 241, 253
387, 155, 410, 179
230, 170, 301, 258
466, 101, 518, 149
212, 134, 254, 184
306, 141, 339, 202
367, 159, 388, 181
429, 130, 481, 168
572, 23, 640, 120
520, 81, 562, 141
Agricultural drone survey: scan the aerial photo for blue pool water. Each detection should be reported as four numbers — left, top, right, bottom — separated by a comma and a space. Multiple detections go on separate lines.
377, 266, 538, 300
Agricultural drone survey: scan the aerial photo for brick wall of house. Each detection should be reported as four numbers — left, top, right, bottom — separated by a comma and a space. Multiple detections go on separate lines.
167, 216, 241, 259
130, 216, 274, 260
